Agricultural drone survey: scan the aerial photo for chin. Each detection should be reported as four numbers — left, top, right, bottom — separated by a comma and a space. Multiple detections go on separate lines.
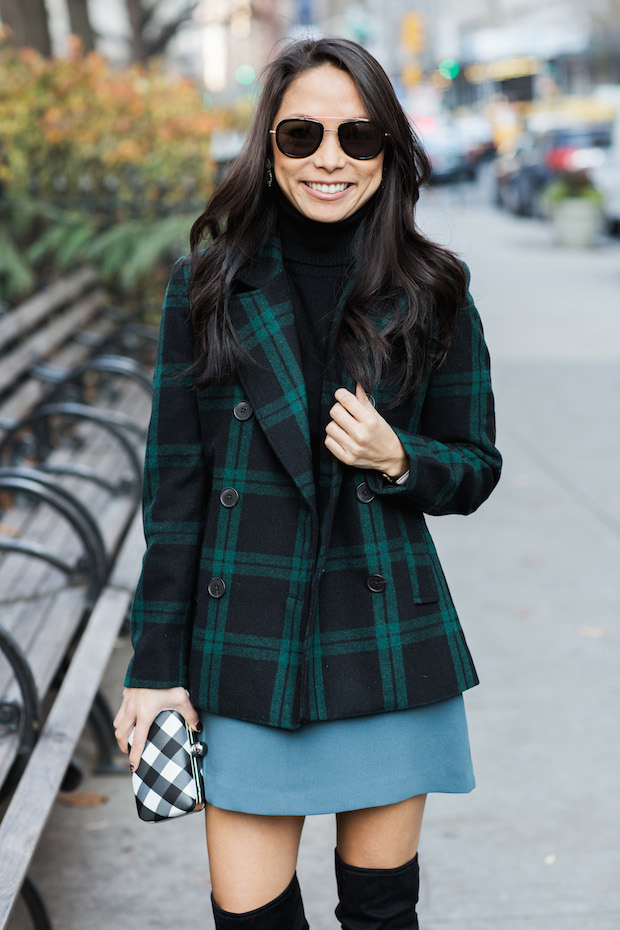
301, 201, 355, 223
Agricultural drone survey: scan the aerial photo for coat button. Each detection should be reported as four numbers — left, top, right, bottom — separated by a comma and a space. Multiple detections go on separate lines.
220, 487, 239, 508
356, 481, 375, 503
233, 400, 253, 421
367, 573, 387, 593
208, 577, 226, 598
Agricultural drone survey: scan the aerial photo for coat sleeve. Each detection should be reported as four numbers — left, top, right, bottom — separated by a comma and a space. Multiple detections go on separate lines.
125, 257, 210, 689
365, 272, 502, 516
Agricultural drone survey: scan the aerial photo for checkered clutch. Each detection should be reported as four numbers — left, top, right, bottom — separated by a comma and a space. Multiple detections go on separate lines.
129, 710, 207, 823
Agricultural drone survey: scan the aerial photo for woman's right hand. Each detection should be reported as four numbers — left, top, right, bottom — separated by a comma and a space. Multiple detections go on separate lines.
113, 686, 201, 773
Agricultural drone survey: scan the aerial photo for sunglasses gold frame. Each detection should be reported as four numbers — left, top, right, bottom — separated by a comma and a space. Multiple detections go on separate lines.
269, 117, 389, 160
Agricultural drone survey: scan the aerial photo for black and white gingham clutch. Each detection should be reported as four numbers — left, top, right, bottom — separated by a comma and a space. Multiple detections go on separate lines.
129, 710, 207, 823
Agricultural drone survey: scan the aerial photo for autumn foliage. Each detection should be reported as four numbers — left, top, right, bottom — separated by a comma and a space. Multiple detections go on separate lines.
0, 38, 235, 308
0, 37, 223, 216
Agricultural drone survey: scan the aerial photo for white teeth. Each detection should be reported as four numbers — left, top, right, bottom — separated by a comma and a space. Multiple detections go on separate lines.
306, 182, 349, 193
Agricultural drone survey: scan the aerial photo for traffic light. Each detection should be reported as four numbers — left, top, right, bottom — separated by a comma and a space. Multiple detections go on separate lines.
235, 64, 256, 86
402, 62, 423, 86
402, 12, 425, 54
438, 59, 460, 80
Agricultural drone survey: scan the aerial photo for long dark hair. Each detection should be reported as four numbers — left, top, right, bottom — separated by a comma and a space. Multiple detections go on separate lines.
188, 37, 467, 402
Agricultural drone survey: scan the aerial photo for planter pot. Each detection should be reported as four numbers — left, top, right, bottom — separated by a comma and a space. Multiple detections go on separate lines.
551, 198, 603, 248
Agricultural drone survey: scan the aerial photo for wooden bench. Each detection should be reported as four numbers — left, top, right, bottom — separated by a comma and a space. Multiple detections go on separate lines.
0, 267, 154, 425
0, 272, 155, 928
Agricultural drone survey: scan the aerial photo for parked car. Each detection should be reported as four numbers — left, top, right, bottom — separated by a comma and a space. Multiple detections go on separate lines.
414, 115, 470, 183
591, 118, 620, 233
454, 111, 496, 174
493, 121, 613, 216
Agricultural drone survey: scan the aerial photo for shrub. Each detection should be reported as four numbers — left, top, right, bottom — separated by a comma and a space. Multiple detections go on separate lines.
0, 38, 230, 311
544, 170, 604, 207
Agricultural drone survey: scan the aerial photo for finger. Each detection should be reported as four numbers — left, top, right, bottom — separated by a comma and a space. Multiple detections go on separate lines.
113, 708, 133, 755
128, 723, 150, 772
334, 387, 365, 417
328, 401, 360, 434
355, 383, 374, 408
324, 434, 351, 464
166, 688, 200, 731
115, 727, 130, 755
325, 420, 358, 453
179, 697, 202, 733
328, 410, 373, 458
334, 387, 373, 423
112, 694, 127, 733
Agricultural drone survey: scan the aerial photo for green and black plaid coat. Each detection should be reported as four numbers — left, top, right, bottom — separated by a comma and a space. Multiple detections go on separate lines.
126, 238, 501, 729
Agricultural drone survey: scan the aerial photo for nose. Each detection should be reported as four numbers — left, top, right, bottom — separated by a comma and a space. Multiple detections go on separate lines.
312, 128, 347, 171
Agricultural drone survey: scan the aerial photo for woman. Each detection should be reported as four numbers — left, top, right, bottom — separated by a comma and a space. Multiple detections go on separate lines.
114, 37, 501, 930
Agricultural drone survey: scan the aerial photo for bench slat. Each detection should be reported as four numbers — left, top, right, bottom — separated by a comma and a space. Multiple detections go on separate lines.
0, 316, 117, 422
109, 510, 145, 590
0, 265, 151, 925
0, 512, 144, 928
0, 292, 106, 396
0, 587, 131, 928
0, 269, 97, 352
0, 589, 86, 785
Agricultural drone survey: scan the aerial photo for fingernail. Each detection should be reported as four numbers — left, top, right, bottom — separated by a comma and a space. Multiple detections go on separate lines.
129, 764, 135, 772
194, 722, 203, 733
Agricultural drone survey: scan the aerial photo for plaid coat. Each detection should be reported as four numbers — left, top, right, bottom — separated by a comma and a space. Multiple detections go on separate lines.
126, 238, 501, 729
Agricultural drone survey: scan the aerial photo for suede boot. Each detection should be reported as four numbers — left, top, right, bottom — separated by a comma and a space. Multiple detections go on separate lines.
211, 872, 309, 929
334, 848, 419, 929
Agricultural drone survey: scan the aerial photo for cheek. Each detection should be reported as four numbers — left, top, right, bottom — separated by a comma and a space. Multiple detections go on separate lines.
273, 152, 295, 189
364, 155, 384, 188
362, 161, 383, 194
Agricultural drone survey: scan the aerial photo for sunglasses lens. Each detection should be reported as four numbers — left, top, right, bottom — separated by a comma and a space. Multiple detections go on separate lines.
339, 121, 385, 159
276, 120, 322, 157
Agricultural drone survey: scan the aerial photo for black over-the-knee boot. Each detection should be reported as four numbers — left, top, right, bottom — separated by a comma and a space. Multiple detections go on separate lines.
211, 872, 309, 929
334, 848, 420, 929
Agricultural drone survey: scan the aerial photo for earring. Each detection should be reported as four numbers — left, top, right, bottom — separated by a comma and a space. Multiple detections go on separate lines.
266, 161, 273, 188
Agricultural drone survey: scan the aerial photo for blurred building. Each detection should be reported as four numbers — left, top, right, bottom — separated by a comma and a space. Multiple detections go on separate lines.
8, 0, 619, 103
200, 0, 290, 96
198, 0, 386, 99
427, 0, 620, 105
196, 0, 619, 105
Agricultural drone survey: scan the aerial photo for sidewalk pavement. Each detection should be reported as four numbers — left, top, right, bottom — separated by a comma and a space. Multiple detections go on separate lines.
14, 187, 620, 929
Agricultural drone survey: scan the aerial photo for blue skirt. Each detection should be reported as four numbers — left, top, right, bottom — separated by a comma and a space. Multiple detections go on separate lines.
199, 695, 474, 816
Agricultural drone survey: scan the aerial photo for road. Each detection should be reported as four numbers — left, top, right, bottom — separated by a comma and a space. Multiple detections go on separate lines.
16, 181, 620, 930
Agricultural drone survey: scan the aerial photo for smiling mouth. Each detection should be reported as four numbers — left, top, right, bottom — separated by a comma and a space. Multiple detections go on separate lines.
304, 182, 351, 194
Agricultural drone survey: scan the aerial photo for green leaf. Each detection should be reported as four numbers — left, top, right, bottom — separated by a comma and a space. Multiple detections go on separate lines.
0, 227, 36, 302
57, 220, 99, 269
84, 220, 145, 279
119, 214, 192, 288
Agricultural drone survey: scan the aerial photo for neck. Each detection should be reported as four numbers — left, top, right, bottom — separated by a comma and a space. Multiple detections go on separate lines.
273, 184, 375, 266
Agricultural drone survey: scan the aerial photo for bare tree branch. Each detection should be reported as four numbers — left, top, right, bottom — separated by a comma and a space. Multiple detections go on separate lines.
0, 0, 51, 56
140, 0, 171, 32
124, 0, 200, 62
66, 0, 96, 53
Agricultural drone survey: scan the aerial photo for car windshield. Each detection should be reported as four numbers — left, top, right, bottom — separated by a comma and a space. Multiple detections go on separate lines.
550, 125, 612, 148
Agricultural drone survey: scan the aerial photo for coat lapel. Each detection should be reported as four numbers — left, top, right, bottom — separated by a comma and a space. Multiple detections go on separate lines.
228, 237, 315, 514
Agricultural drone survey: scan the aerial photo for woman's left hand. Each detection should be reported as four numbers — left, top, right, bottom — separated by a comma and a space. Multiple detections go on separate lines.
325, 383, 409, 479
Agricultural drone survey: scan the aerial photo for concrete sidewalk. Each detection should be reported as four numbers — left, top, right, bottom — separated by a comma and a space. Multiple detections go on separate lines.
14, 189, 620, 929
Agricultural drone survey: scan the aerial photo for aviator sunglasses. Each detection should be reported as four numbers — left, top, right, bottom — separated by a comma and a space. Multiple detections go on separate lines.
270, 117, 388, 160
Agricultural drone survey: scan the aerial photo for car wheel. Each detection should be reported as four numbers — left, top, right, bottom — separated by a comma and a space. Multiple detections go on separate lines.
515, 178, 532, 216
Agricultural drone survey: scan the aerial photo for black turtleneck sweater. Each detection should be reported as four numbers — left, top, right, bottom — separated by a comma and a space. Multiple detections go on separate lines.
274, 186, 373, 485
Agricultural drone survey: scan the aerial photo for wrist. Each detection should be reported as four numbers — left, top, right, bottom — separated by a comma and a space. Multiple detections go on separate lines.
381, 448, 409, 481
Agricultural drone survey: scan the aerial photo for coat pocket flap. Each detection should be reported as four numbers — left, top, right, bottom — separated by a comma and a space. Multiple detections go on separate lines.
410, 562, 439, 604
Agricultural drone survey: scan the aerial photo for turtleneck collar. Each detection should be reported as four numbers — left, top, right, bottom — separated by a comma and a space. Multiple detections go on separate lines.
273, 183, 376, 267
